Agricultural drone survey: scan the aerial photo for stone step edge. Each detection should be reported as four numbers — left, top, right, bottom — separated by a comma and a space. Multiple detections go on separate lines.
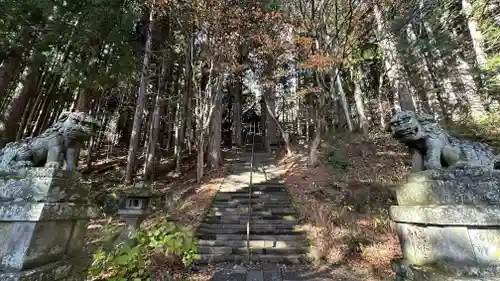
194, 254, 309, 264
197, 246, 308, 254
197, 239, 308, 247
199, 223, 297, 228
196, 234, 308, 241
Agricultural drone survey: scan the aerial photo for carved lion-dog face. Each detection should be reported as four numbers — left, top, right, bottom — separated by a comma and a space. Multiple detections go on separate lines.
389, 110, 426, 143
58, 111, 101, 140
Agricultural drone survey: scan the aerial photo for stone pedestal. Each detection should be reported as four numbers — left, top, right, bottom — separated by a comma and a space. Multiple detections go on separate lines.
0, 168, 99, 281
391, 167, 500, 281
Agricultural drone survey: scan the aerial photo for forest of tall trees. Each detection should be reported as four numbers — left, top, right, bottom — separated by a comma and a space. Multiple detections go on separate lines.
1, 0, 499, 182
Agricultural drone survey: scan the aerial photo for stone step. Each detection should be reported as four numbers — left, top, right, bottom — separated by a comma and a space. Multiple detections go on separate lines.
235, 186, 286, 192
209, 205, 294, 211
204, 214, 297, 221
197, 234, 307, 241
212, 201, 292, 207
197, 239, 306, 248
203, 218, 298, 224
197, 246, 308, 255
218, 190, 286, 195
215, 191, 289, 197
206, 211, 296, 218
214, 195, 290, 201
208, 208, 295, 216
195, 253, 307, 264
198, 223, 297, 231
196, 231, 307, 242
214, 197, 291, 205
211, 202, 291, 208
198, 227, 302, 235
200, 221, 297, 228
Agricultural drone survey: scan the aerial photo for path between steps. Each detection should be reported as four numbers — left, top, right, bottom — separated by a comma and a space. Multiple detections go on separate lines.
196, 151, 309, 264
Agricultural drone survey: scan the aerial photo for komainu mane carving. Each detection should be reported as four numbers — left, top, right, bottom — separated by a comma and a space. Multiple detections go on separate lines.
0, 111, 100, 173
389, 110, 500, 171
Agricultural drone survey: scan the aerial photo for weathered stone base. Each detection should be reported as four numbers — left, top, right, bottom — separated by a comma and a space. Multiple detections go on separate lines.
392, 259, 500, 281
0, 257, 90, 281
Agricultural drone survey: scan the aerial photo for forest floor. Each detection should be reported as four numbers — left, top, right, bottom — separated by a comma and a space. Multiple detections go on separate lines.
84, 149, 237, 281
276, 132, 410, 281
84, 132, 411, 281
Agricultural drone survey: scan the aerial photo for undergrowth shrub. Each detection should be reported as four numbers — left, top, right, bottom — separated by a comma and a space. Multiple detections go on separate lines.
325, 151, 349, 170
447, 107, 500, 149
89, 220, 199, 281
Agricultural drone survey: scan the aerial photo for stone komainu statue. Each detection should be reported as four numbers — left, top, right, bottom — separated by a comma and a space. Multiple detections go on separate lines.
389, 110, 500, 171
0, 111, 100, 173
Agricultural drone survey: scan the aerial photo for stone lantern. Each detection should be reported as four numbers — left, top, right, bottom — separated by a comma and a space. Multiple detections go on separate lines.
116, 189, 155, 242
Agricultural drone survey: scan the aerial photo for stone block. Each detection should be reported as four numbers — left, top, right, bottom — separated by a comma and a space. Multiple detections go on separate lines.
0, 168, 99, 275
468, 229, 500, 265
394, 223, 476, 266
391, 205, 500, 226
0, 168, 88, 203
392, 259, 500, 281
0, 204, 98, 271
396, 180, 500, 205
66, 220, 89, 256
0, 202, 99, 221
407, 168, 500, 183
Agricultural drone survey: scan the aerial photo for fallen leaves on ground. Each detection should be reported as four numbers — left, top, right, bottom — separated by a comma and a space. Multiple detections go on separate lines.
279, 133, 408, 281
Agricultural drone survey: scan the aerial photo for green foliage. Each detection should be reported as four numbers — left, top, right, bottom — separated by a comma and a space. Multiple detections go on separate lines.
326, 151, 349, 170
447, 107, 500, 149
89, 220, 199, 281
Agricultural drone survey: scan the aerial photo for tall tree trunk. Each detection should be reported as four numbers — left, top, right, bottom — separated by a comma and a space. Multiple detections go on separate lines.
309, 96, 324, 166
232, 79, 243, 147
266, 90, 277, 146
174, 101, 182, 172
0, 53, 46, 146
144, 52, 167, 180
462, 0, 487, 68
21, 92, 44, 139
125, 7, 153, 184
175, 34, 194, 171
335, 70, 353, 132
260, 97, 270, 152
0, 27, 33, 102
353, 65, 368, 135
373, 4, 416, 111
263, 94, 292, 155
208, 91, 223, 168
32, 95, 51, 137
196, 132, 205, 182
401, 22, 434, 113
144, 97, 163, 180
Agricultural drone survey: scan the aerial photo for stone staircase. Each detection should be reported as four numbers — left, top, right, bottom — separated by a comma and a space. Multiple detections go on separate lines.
196, 149, 309, 264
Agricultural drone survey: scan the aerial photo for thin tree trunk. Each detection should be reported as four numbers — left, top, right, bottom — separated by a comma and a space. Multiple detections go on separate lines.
353, 65, 368, 135
144, 53, 167, 180
15, 98, 34, 141
144, 97, 163, 180
32, 95, 50, 137
125, 7, 153, 184
335, 70, 353, 132
208, 91, 223, 168
462, 0, 487, 68
232, 79, 243, 147
263, 94, 292, 155
309, 96, 324, 166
